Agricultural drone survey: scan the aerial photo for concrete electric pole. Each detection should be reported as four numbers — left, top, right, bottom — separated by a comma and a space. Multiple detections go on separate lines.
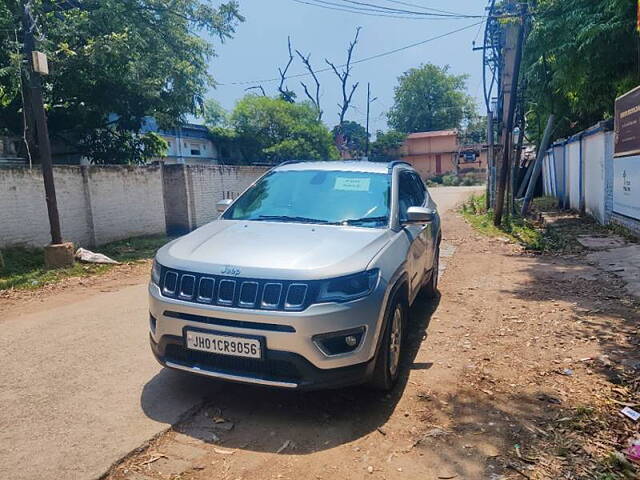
22, 0, 73, 267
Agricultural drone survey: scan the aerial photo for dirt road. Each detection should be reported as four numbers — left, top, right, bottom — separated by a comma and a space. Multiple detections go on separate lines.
0, 187, 480, 480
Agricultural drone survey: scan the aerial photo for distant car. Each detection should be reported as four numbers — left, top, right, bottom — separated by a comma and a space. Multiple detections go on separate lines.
149, 160, 441, 391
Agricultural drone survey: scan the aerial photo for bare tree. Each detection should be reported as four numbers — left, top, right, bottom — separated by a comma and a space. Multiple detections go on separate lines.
295, 50, 322, 121
325, 27, 361, 125
245, 85, 266, 96
277, 36, 296, 103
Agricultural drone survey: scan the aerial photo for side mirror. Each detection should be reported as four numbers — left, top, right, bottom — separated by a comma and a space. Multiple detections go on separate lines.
405, 206, 435, 224
216, 198, 233, 213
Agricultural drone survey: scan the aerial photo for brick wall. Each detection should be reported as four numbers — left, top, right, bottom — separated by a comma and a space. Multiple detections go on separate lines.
87, 166, 166, 244
0, 164, 268, 248
0, 167, 91, 247
187, 165, 268, 228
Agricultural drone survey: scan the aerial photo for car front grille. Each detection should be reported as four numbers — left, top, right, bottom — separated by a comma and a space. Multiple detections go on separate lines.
164, 344, 301, 382
159, 266, 315, 312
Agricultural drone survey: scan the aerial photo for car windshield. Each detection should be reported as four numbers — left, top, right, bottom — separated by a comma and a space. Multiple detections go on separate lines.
223, 169, 390, 228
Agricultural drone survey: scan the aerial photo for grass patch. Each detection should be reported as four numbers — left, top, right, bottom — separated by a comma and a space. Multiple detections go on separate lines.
460, 193, 546, 251
0, 234, 171, 291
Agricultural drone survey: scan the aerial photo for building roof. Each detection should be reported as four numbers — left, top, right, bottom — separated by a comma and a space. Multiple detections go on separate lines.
406, 130, 458, 139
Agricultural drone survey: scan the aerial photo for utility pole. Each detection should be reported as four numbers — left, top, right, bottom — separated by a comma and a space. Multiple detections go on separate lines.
521, 114, 555, 216
486, 109, 495, 210
22, 1, 72, 267
365, 82, 377, 159
493, 2, 527, 226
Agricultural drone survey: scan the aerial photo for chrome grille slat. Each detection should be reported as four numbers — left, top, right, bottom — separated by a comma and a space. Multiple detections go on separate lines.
160, 268, 310, 311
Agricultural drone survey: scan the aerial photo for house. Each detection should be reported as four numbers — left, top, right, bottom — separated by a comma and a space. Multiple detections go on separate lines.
141, 118, 219, 165
399, 129, 487, 179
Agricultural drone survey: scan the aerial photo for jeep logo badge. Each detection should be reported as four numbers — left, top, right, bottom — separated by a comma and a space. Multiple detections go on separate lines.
221, 265, 241, 276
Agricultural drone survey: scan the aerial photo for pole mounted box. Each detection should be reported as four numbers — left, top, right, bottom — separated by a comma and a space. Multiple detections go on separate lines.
32, 51, 49, 75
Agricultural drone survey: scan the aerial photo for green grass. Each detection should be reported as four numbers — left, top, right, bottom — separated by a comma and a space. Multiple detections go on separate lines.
0, 234, 171, 291
461, 193, 546, 251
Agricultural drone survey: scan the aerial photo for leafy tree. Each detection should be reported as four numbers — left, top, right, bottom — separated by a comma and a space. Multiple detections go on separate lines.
203, 98, 228, 128
0, 0, 243, 164
459, 115, 487, 145
523, 0, 637, 142
82, 130, 167, 165
332, 121, 368, 157
387, 63, 475, 134
229, 95, 339, 163
370, 130, 406, 162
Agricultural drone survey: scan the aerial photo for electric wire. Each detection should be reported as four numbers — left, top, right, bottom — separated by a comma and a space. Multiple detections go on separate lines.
220, 21, 484, 87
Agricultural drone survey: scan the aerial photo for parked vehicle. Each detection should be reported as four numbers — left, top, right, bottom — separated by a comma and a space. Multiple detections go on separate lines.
149, 161, 441, 390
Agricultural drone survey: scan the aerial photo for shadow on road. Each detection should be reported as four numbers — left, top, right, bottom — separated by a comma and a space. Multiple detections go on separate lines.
139, 294, 440, 454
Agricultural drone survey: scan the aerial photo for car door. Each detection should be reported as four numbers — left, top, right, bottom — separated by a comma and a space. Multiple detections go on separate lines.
398, 170, 428, 298
409, 172, 436, 273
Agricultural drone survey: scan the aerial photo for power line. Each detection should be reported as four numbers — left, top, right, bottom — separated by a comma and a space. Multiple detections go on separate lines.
333, 0, 480, 18
380, 0, 465, 16
291, 0, 469, 19
220, 21, 484, 87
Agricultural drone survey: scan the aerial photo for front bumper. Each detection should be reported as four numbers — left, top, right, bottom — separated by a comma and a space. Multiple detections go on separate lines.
148, 279, 389, 390
150, 334, 376, 390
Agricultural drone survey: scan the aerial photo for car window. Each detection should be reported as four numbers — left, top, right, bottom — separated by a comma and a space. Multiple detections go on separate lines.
223, 169, 391, 227
398, 171, 421, 221
409, 173, 426, 206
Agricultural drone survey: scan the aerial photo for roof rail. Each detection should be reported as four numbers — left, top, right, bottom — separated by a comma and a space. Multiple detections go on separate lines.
387, 160, 411, 171
278, 160, 303, 166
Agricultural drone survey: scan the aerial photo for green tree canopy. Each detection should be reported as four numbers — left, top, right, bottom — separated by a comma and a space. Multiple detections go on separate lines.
387, 63, 476, 134
228, 95, 339, 163
332, 120, 368, 157
203, 98, 228, 128
0, 0, 243, 164
370, 130, 406, 162
523, 0, 637, 142
459, 115, 486, 145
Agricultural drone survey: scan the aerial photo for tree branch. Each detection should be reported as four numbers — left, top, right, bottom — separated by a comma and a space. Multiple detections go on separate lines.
245, 85, 266, 96
325, 27, 361, 124
295, 49, 322, 121
277, 36, 295, 103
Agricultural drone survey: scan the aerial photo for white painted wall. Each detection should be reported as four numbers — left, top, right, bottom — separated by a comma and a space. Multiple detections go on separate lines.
566, 141, 581, 210
583, 133, 606, 223
0, 165, 268, 248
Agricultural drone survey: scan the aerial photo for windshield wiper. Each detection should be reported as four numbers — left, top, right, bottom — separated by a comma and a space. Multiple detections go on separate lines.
342, 216, 388, 226
254, 215, 336, 224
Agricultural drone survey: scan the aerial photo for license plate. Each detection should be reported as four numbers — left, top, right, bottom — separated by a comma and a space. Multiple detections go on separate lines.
185, 330, 262, 359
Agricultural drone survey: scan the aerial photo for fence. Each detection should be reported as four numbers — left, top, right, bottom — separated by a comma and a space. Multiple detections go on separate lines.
0, 164, 268, 248
541, 120, 640, 236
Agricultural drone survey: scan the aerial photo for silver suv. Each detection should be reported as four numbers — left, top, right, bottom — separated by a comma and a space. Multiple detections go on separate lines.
149, 161, 441, 391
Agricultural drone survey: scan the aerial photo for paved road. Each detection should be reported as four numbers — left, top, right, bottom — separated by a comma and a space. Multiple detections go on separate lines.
0, 186, 480, 480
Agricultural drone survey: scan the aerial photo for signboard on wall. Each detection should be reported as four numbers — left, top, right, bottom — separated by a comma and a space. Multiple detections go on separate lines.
614, 85, 640, 157
613, 154, 640, 220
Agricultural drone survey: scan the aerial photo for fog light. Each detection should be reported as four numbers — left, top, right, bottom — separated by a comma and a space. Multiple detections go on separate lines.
345, 335, 357, 347
313, 327, 365, 356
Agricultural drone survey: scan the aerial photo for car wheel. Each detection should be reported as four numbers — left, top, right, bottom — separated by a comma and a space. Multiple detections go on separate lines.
368, 294, 406, 391
422, 245, 440, 299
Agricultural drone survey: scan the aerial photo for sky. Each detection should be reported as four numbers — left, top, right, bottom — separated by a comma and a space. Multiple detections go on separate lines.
204, 0, 487, 134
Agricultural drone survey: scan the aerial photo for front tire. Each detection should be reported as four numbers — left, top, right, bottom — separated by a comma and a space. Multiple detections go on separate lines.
368, 294, 406, 391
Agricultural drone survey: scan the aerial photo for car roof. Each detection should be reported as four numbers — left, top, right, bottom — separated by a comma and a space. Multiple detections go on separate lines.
273, 160, 393, 174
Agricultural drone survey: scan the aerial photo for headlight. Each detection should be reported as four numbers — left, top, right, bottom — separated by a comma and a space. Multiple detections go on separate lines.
317, 269, 379, 303
151, 259, 161, 286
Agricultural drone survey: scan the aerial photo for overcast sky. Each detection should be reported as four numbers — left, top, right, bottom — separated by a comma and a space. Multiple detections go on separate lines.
204, 0, 487, 133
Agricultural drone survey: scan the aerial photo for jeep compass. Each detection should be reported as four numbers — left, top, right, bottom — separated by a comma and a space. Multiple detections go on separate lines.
149, 161, 441, 390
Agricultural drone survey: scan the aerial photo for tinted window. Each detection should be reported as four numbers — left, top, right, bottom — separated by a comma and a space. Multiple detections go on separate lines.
223, 169, 390, 227
409, 173, 426, 205
398, 171, 422, 221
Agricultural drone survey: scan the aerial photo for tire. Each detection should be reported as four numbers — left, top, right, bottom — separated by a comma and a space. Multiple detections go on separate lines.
422, 245, 440, 299
368, 294, 407, 391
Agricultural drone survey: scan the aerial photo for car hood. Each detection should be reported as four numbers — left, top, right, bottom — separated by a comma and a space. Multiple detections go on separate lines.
157, 220, 392, 280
